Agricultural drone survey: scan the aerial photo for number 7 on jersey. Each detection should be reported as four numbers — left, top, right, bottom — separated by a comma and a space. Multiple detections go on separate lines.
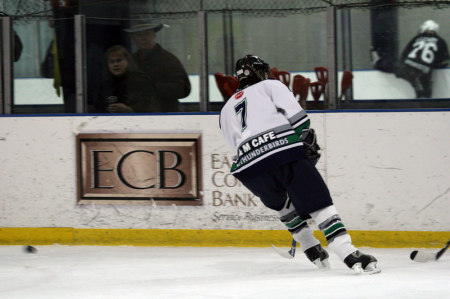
234, 98, 247, 132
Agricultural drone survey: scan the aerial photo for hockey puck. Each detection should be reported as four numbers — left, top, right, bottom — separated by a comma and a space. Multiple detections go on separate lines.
410, 250, 418, 260
24, 245, 37, 253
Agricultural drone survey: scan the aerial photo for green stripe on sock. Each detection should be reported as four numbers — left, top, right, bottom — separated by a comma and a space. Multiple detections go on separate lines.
286, 217, 304, 229
324, 222, 345, 237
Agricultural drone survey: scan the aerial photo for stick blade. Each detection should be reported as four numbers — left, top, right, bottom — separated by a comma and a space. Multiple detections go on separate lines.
436, 240, 450, 260
410, 250, 436, 263
271, 244, 295, 259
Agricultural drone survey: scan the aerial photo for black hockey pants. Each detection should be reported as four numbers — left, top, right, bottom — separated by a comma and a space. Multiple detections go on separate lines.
240, 158, 333, 215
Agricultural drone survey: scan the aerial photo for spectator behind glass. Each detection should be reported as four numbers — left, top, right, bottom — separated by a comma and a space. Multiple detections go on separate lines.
124, 17, 191, 112
394, 20, 449, 98
95, 45, 162, 113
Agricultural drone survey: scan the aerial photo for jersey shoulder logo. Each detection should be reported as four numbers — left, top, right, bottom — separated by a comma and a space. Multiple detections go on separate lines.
235, 91, 244, 99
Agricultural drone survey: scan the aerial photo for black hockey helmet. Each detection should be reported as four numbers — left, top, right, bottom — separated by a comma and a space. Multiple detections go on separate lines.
235, 55, 269, 86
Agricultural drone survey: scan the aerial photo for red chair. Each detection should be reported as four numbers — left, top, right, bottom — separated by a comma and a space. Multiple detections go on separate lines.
278, 71, 291, 88
270, 67, 291, 88
292, 74, 310, 102
309, 81, 325, 102
313, 66, 328, 101
227, 76, 239, 92
270, 67, 280, 79
339, 70, 353, 101
314, 66, 328, 86
214, 72, 239, 101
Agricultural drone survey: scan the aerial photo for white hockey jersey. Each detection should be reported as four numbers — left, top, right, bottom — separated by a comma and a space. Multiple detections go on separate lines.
219, 79, 310, 181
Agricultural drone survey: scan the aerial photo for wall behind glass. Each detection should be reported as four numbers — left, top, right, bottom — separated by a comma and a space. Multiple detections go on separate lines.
232, 12, 328, 72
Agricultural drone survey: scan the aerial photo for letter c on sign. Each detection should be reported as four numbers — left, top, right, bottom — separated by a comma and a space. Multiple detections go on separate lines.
117, 150, 155, 189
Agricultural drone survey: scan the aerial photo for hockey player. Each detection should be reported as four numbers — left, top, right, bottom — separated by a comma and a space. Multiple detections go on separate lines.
219, 55, 381, 274
395, 20, 449, 98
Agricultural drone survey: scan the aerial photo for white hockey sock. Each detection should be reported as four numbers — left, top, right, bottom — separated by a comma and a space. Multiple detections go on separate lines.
310, 205, 357, 261
328, 234, 356, 261
278, 200, 320, 251
293, 226, 320, 252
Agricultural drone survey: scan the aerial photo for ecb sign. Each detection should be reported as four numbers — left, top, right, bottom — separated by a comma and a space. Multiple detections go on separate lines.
76, 133, 202, 205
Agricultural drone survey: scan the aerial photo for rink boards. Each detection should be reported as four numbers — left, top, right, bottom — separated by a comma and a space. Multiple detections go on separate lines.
0, 111, 449, 247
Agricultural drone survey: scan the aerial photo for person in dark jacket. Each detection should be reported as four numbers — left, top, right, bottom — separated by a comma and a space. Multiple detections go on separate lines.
95, 45, 161, 113
394, 20, 449, 98
124, 18, 191, 112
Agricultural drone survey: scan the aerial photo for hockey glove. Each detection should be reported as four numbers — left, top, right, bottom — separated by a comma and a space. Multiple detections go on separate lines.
300, 128, 321, 165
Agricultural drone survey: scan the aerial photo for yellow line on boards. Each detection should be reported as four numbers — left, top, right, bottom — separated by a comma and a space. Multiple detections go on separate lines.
0, 228, 448, 248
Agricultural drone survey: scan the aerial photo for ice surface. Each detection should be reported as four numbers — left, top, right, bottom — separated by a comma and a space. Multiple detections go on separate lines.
0, 246, 449, 299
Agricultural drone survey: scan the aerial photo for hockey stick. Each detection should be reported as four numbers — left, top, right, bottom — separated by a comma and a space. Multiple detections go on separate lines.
271, 239, 297, 259
410, 240, 450, 262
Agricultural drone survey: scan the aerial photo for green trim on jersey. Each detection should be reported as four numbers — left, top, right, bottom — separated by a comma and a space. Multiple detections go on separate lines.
287, 111, 311, 137
230, 131, 301, 173
295, 119, 311, 137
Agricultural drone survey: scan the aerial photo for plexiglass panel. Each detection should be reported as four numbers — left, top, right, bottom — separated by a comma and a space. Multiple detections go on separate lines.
84, 1, 198, 113
4, 0, 449, 114
11, 0, 198, 114
337, 4, 450, 108
208, 10, 329, 110
13, 18, 65, 113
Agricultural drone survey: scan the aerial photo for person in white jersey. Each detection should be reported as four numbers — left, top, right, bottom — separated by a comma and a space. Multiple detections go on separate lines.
219, 55, 380, 274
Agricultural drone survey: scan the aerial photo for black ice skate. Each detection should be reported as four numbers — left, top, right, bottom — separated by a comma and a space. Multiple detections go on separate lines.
344, 250, 381, 274
304, 244, 330, 269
